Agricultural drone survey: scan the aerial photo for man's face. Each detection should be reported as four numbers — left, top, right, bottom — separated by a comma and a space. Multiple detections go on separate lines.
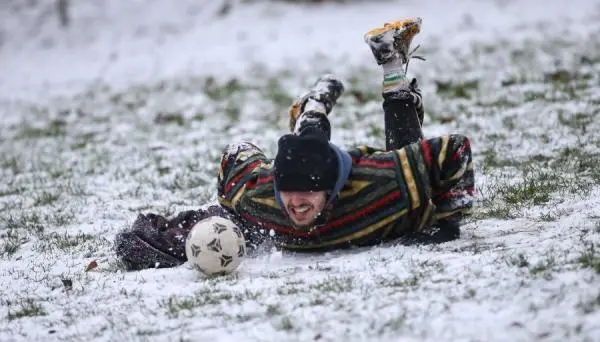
279, 191, 327, 229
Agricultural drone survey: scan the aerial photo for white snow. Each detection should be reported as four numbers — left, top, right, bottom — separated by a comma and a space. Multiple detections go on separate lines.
1, 0, 600, 341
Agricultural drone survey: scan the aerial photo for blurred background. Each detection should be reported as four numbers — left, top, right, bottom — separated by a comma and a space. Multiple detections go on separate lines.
1, 2, 599, 340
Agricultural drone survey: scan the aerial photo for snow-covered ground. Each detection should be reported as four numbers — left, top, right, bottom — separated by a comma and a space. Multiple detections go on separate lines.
1, 0, 600, 341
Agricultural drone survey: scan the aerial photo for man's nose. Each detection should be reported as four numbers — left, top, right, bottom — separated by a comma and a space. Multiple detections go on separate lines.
288, 192, 305, 205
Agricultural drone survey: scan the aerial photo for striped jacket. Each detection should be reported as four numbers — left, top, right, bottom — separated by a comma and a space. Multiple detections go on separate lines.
217, 135, 474, 251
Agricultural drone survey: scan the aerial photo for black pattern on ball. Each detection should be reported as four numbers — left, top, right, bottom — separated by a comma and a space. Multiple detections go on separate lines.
232, 226, 243, 239
213, 223, 228, 234
190, 243, 202, 258
220, 255, 233, 267
194, 264, 207, 273
207, 238, 222, 253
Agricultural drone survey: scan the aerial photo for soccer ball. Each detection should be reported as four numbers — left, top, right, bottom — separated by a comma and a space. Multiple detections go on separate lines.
185, 216, 246, 276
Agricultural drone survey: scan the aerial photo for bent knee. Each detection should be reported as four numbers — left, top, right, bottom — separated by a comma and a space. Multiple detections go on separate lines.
446, 134, 472, 162
449, 134, 471, 148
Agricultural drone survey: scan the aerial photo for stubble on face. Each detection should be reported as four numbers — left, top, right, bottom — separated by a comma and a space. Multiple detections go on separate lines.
279, 191, 327, 229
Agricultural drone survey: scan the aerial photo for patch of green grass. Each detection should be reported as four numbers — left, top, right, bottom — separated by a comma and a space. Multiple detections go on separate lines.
136, 329, 160, 336
420, 259, 445, 272
477, 96, 520, 109
276, 285, 301, 296
162, 296, 197, 318
378, 275, 419, 289
70, 132, 97, 150
577, 292, 600, 315
555, 147, 600, 184
455, 241, 486, 254
192, 112, 205, 121
500, 74, 529, 87
64, 180, 89, 196
309, 297, 326, 306
223, 101, 241, 122
223, 313, 256, 323
35, 231, 95, 253
344, 66, 380, 104
529, 255, 556, 276
481, 149, 519, 171
277, 316, 294, 331
308, 276, 354, 294
1, 240, 21, 257
558, 110, 593, 133
18, 120, 67, 139
7, 299, 46, 321
263, 77, 294, 109
347, 88, 380, 105
204, 77, 245, 102
509, 253, 530, 268
0, 156, 21, 174
539, 211, 558, 222
162, 170, 209, 193
109, 85, 149, 111
266, 304, 281, 317
105, 259, 132, 273
367, 123, 384, 140
480, 161, 591, 220
0, 185, 24, 198
483, 206, 515, 220
234, 289, 262, 302
544, 69, 592, 85
463, 288, 477, 299
2, 212, 44, 233
435, 79, 479, 99
154, 112, 185, 126
502, 116, 516, 130
44, 208, 75, 227
577, 242, 600, 274
522, 90, 546, 102
377, 312, 407, 335
33, 191, 60, 206
0, 228, 28, 257
160, 289, 236, 318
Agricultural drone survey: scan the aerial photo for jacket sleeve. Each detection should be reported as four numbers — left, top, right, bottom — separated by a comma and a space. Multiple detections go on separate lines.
402, 134, 475, 225
217, 142, 270, 213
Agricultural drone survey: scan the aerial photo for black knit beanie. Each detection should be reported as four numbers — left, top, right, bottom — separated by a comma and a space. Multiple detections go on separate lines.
274, 133, 338, 192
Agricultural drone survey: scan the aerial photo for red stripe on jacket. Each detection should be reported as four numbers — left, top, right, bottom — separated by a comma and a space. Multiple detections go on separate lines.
245, 174, 274, 190
225, 160, 262, 193
421, 140, 432, 167
357, 159, 396, 168
243, 190, 402, 238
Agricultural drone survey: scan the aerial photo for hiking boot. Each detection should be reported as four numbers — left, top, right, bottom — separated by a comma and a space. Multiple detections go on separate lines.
364, 17, 422, 65
288, 74, 345, 132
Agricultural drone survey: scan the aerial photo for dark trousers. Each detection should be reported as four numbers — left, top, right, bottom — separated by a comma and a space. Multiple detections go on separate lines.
383, 89, 423, 150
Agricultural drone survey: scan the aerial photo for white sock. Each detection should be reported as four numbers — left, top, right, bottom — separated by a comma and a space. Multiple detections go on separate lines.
382, 59, 408, 92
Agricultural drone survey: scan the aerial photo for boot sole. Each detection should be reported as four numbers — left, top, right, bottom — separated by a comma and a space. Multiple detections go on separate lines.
364, 17, 422, 42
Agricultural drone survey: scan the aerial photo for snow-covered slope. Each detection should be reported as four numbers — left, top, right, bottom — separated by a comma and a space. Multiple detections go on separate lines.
1, 1, 599, 341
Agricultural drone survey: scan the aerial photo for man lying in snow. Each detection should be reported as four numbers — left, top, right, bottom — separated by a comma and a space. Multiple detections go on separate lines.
115, 18, 475, 270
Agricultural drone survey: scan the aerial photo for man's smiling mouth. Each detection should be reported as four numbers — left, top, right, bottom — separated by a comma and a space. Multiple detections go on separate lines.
290, 205, 312, 216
